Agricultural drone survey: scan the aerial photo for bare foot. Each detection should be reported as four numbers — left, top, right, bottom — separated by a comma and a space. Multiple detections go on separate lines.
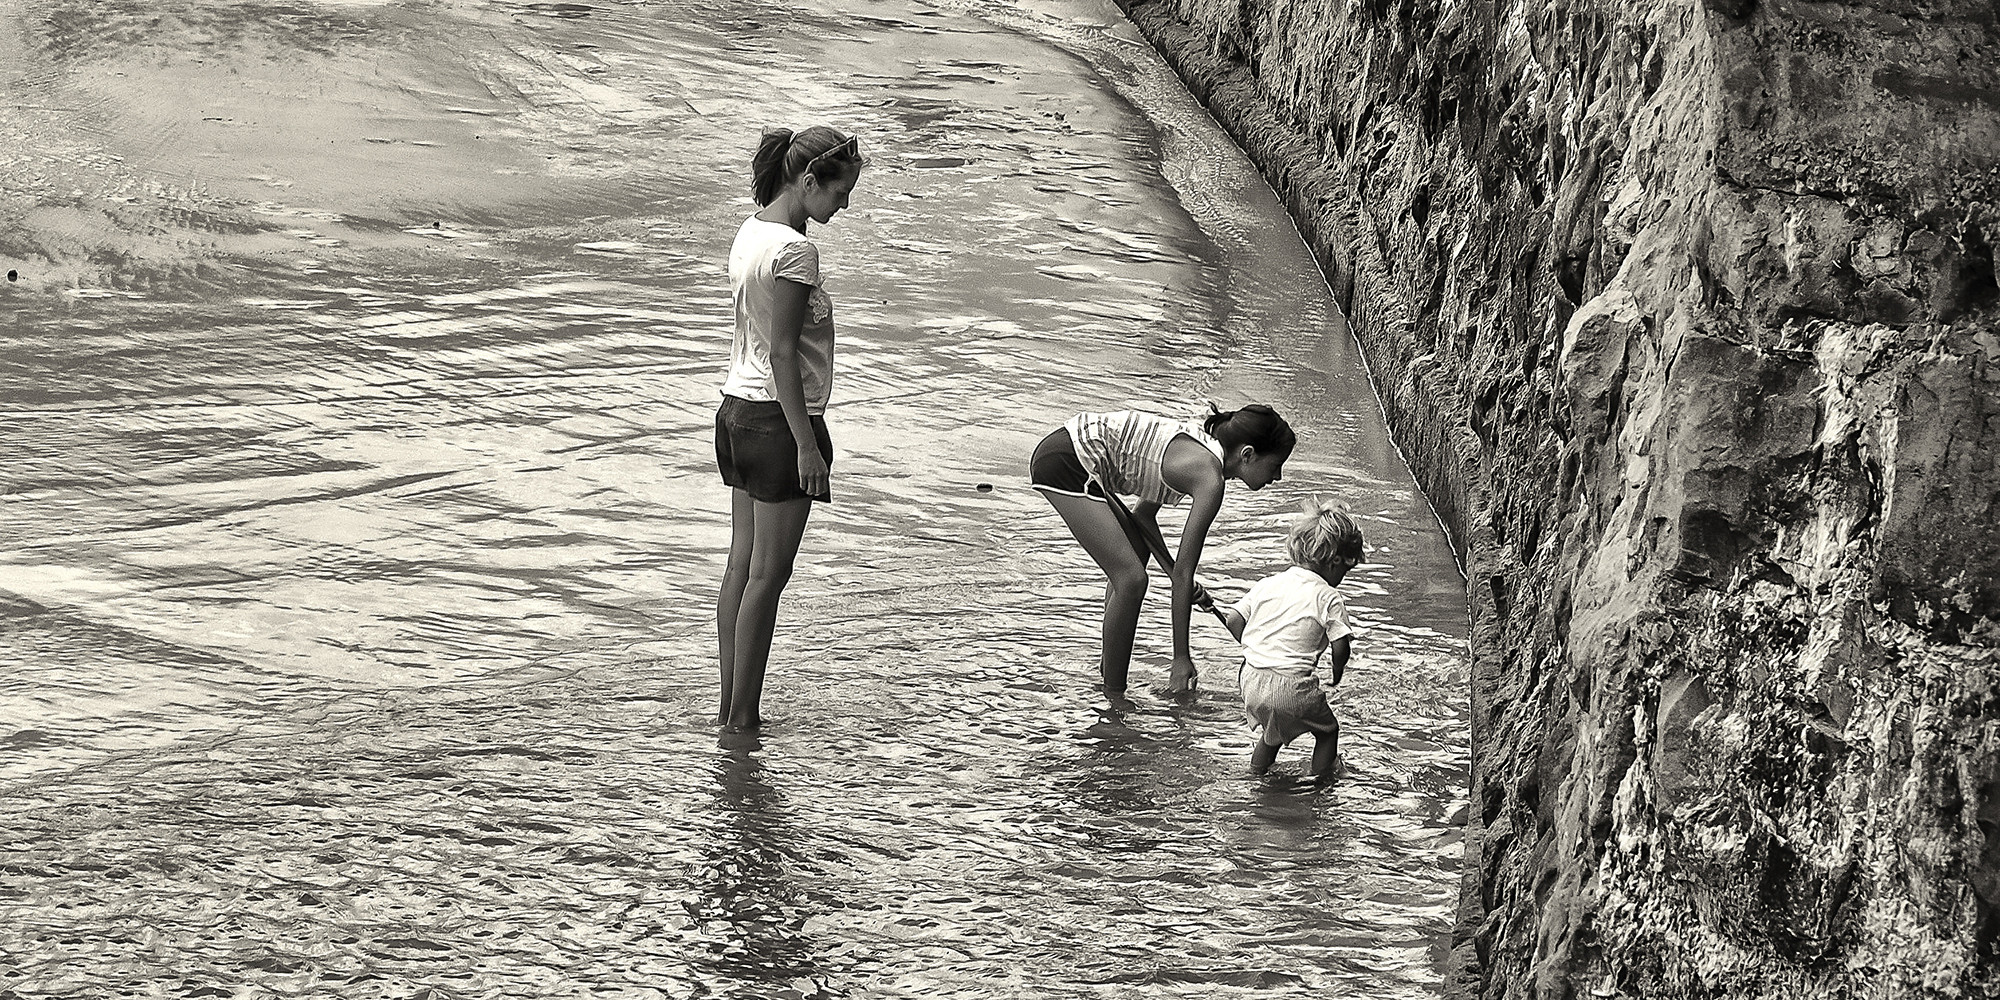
717, 728, 763, 752
1102, 689, 1137, 716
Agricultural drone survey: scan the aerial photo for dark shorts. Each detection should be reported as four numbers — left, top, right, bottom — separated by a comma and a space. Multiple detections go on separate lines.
1029, 426, 1107, 502
715, 395, 833, 503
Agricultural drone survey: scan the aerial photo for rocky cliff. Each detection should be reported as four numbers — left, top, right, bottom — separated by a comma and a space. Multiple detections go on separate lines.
1115, 0, 2000, 995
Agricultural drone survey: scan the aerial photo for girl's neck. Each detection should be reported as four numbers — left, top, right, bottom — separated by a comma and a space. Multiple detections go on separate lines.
755, 191, 809, 234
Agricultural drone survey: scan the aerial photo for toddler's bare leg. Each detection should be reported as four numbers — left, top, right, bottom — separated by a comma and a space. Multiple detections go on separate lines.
1250, 738, 1280, 775
1308, 717, 1342, 786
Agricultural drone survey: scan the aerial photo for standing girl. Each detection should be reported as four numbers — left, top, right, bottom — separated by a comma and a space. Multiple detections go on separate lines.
1222, 499, 1364, 785
1029, 405, 1296, 695
714, 126, 865, 731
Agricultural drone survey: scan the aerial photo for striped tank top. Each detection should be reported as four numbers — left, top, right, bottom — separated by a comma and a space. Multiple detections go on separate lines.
1064, 410, 1226, 506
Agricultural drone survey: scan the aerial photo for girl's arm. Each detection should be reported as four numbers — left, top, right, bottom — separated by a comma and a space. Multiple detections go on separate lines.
1224, 608, 1247, 643
1132, 499, 1216, 611
1130, 499, 1173, 573
1159, 438, 1226, 665
765, 278, 826, 496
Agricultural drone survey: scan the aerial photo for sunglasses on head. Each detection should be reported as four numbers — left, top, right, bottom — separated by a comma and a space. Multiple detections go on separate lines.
806, 135, 860, 169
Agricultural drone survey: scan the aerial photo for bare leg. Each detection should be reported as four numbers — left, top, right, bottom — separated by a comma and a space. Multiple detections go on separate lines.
716, 488, 757, 722
725, 495, 814, 730
1309, 719, 1343, 786
1043, 491, 1150, 693
1250, 738, 1280, 776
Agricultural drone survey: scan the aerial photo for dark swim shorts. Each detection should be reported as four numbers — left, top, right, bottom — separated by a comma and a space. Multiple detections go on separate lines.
1028, 426, 1107, 502
715, 395, 834, 503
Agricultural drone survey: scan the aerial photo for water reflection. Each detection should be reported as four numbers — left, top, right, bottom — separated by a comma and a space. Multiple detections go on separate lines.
690, 738, 830, 997
1065, 702, 1191, 822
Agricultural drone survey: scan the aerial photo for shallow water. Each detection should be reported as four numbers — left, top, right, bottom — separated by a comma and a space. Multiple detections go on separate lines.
0, 0, 1470, 997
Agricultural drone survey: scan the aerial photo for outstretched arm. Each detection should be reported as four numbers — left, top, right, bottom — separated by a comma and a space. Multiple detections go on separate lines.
1127, 498, 1217, 612
1155, 436, 1227, 689
1130, 499, 1173, 574
1165, 478, 1222, 662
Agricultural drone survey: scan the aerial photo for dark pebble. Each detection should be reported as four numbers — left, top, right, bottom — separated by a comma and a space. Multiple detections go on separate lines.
976, 483, 993, 492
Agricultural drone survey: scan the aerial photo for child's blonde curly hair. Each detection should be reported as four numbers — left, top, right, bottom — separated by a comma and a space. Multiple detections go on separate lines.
1286, 496, 1364, 572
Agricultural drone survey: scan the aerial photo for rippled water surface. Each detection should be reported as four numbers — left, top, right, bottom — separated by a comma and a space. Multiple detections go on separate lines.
0, 0, 1469, 996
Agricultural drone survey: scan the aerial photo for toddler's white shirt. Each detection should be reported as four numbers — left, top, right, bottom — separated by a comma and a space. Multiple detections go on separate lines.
1230, 566, 1353, 689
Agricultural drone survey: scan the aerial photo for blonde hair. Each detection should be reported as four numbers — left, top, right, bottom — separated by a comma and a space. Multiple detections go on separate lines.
1286, 496, 1364, 572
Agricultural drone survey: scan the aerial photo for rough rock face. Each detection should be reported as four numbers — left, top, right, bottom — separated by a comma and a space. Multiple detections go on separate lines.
1115, 0, 2000, 995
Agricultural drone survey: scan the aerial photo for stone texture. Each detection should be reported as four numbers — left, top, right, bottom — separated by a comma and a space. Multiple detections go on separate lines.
1115, 0, 2000, 995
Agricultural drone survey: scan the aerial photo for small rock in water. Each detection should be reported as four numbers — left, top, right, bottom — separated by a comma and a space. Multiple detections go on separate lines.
5, 270, 16, 282
976, 483, 992, 492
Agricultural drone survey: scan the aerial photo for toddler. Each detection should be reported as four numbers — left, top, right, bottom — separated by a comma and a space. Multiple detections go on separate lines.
1223, 498, 1364, 785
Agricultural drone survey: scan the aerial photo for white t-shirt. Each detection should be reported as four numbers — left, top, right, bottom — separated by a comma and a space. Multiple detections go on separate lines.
1229, 566, 1353, 689
722, 216, 836, 413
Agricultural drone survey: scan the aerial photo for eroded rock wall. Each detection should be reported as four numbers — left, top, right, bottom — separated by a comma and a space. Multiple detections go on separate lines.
1115, 0, 2000, 995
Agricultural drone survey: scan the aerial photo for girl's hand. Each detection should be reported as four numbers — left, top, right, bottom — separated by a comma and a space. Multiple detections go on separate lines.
1167, 655, 1198, 693
797, 445, 829, 497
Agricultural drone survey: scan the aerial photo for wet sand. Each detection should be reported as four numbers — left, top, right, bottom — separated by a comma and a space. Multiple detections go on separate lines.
0, 1, 1469, 997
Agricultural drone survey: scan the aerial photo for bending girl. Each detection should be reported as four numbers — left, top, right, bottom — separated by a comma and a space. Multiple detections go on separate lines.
714, 125, 865, 730
1029, 405, 1296, 695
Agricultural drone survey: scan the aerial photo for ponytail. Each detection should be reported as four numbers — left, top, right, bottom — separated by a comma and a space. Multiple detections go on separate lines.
751, 128, 795, 206
750, 125, 865, 206
1204, 403, 1296, 460
1287, 496, 1365, 570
